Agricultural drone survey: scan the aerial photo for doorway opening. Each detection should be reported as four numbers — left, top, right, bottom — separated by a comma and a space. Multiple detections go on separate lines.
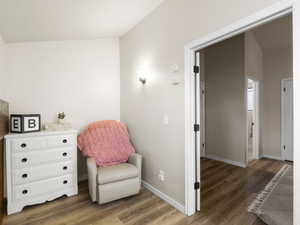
247, 78, 259, 163
185, 7, 294, 220
282, 78, 294, 161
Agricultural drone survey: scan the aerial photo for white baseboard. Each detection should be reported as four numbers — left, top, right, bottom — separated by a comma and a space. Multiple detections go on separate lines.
142, 180, 185, 214
78, 173, 88, 182
205, 154, 246, 168
260, 155, 283, 161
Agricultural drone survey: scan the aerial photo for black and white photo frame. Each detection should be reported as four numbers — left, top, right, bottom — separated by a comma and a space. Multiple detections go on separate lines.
10, 114, 41, 133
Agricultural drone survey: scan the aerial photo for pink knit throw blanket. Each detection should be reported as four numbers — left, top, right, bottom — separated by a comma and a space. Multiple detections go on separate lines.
78, 120, 135, 167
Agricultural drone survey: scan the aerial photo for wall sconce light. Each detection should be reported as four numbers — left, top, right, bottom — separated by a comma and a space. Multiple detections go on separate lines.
139, 77, 146, 84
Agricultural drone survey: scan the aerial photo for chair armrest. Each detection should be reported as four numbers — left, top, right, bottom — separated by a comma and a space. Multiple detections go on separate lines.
87, 157, 97, 202
128, 153, 142, 183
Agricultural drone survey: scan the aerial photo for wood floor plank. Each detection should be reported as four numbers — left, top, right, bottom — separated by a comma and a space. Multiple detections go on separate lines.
148, 209, 186, 225
126, 203, 174, 225
4, 158, 286, 225
118, 195, 163, 223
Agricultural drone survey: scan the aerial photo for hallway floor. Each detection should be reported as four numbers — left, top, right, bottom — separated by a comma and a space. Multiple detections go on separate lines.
196, 158, 284, 225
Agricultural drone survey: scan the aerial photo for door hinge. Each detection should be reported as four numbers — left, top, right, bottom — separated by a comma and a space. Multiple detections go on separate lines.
194, 124, 200, 132
193, 65, 200, 74
194, 182, 200, 190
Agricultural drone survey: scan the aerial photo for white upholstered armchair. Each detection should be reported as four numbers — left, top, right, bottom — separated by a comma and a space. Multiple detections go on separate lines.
86, 153, 142, 204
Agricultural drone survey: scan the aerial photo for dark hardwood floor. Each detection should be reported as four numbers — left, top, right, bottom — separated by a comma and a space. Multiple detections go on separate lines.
4, 158, 284, 225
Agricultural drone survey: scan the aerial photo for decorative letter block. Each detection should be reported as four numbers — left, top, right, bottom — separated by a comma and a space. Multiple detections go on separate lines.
10, 114, 41, 133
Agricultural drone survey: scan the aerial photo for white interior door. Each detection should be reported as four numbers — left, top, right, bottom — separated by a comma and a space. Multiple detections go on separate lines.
282, 79, 293, 161
252, 80, 260, 160
247, 81, 255, 162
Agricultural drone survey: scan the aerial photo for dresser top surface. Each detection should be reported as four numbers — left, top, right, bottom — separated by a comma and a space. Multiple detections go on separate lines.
5, 129, 78, 139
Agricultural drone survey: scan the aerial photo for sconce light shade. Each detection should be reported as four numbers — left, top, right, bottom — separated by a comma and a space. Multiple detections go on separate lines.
139, 77, 146, 84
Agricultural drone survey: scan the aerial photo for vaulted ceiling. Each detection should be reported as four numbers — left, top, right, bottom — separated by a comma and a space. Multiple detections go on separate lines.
0, 0, 165, 43
253, 14, 292, 50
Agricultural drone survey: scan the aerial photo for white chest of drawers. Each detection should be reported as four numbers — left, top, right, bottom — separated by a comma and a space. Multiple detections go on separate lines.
5, 130, 78, 215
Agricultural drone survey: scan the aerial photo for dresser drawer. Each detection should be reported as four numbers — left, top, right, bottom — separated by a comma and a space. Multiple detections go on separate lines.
13, 161, 73, 185
12, 137, 47, 153
13, 174, 73, 200
11, 135, 75, 153
47, 135, 75, 148
12, 148, 73, 169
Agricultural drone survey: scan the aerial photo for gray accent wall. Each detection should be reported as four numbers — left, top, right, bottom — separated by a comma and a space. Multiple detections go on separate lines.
204, 34, 246, 165
262, 48, 293, 158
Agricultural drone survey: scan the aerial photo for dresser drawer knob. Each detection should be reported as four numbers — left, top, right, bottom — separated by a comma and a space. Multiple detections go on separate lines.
62, 139, 68, 144
21, 158, 28, 163
22, 190, 28, 195
63, 166, 68, 170
22, 174, 28, 178
63, 180, 68, 184
21, 143, 27, 148
62, 152, 67, 157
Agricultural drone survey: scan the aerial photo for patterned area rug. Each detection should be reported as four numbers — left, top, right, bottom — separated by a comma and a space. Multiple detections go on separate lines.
248, 164, 293, 225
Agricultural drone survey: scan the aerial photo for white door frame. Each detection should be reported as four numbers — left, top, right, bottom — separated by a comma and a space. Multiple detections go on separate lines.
281, 77, 293, 160
194, 51, 201, 211
184, 0, 293, 216
246, 76, 260, 162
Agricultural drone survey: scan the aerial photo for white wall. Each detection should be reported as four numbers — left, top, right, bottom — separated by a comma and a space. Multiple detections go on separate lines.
204, 35, 246, 165
120, 0, 283, 205
262, 47, 293, 158
4, 38, 120, 177
0, 34, 5, 100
